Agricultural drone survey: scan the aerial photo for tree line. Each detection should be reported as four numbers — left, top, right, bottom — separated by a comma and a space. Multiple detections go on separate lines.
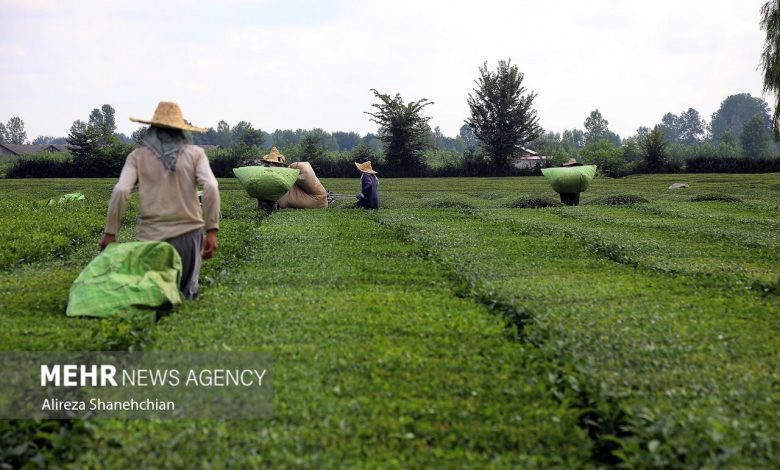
5, 53, 780, 178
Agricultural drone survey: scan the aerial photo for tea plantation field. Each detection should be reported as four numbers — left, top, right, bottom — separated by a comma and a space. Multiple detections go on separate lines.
1, 174, 778, 468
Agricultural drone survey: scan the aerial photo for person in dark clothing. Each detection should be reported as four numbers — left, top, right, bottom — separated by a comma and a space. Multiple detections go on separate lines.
559, 158, 583, 206
354, 161, 379, 209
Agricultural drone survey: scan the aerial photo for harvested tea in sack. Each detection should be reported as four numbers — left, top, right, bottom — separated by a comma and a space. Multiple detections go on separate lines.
66, 242, 183, 318
541, 165, 597, 194
233, 166, 300, 202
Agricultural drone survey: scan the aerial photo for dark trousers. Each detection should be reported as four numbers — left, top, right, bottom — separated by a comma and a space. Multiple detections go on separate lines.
560, 193, 580, 206
165, 229, 203, 300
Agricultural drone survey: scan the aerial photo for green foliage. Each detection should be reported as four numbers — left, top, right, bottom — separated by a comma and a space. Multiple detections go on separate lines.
760, 0, 780, 139
740, 114, 769, 158
638, 126, 669, 172
365, 89, 433, 176
590, 194, 649, 205
686, 156, 780, 173
4, 116, 27, 144
579, 139, 631, 177
505, 196, 562, 208
2, 176, 779, 467
466, 60, 543, 172
5, 152, 74, 178
584, 109, 620, 145
711, 93, 771, 143
299, 132, 328, 161
350, 142, 375, 163
690, 193, 742, 203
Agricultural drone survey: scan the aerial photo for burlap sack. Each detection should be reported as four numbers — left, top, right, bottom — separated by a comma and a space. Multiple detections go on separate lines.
277, 162, 328, 209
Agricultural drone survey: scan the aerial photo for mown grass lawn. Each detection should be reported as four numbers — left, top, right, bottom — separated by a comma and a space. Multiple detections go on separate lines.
1, 173, 778, 468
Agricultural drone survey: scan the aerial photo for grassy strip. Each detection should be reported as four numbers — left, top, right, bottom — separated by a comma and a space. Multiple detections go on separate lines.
373, 208, 780, 467
480, 207, 780, 290
0, 180, 262, 468
78, 209, 596, 468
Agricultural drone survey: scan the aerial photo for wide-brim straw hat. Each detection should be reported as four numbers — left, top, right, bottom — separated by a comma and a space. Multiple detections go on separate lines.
562, 158, 582, 167
355, 161, 377, 174
261, 147, 287, 165
130, 101, 207, 133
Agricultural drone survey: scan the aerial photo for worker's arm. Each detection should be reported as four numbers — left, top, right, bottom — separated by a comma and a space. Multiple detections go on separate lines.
195, 151, 221, 259
101, 152, 138, 251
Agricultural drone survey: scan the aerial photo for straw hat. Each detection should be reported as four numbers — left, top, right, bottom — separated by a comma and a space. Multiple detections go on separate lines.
562, 158, 582, 167
261, 147, 287, 166
355, 161, 377, 174
130, 101, 207, 133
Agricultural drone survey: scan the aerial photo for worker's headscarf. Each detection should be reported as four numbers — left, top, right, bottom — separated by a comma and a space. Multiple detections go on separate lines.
143, 125, 188, 172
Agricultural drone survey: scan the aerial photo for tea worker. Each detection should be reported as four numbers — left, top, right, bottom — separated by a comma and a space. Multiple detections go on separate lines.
558, 158, 583, 206
99, 101, 221, 300
354, 161, 379, 209
261, 147, 329, 210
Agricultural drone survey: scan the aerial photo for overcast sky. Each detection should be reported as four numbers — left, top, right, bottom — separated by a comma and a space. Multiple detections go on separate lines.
0, 0, 771, 141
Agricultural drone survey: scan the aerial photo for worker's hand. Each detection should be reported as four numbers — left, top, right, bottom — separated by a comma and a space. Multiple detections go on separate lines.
355, 193, 364, 200
99, 233, 116, 251
202, 230, 218, 260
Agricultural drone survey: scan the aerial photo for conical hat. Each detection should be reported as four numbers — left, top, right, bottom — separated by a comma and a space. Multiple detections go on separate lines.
261, 147, 287, 165
355, 161, 377, 174
130, 101, 207, 133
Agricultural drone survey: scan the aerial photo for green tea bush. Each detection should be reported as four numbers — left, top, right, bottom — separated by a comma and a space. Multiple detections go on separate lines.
686, 156, 780, 173
5, 153, 75, 178
690, 193, 742, 203
591, 194, 649, 206
505, 196, 562, 208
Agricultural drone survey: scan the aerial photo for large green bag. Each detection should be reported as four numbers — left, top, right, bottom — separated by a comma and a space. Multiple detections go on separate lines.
66, 242, 183, 318
233, 166, 300, 202
541, 165, 597, 194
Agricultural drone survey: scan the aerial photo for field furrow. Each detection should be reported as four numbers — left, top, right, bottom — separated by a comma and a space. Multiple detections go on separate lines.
372, 208, 780, 467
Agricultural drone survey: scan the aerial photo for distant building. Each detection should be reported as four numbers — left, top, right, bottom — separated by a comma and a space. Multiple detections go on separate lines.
513, 146, 550, 169
197, 145, 223, 152
0, 143, 74, 161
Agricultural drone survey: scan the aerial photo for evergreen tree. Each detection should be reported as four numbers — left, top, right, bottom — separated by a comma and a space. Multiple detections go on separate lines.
466, 60, 542, 171
639, 126, 669, 172
365, 89, 433, 176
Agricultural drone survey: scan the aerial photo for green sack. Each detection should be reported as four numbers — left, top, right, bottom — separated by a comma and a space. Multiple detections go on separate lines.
233, 166, 300, 202
66, 242, 183, 318
48, 192, 86, 206
541, 165, 597, 194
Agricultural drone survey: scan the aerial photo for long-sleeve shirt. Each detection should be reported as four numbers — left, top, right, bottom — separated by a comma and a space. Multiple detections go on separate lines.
105, 145, 220, 241
356, 173, 379, 209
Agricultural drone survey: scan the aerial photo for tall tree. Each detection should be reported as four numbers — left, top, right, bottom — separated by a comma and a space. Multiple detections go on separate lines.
32, 136, 55, 145
458, 123, 478, 150
658, 112, 681, 143
678, 108, 707, 144
299, 133, 327, 161
561, 129, 586, 150
584, 109, 610, 144
466, 60, 542, 171
216, 120, 232, 147
760, 0, 780, 139
333, 131, 362, 151
6, 117, 27, 144
740, 114, 769, 158
710, 93, 771, 143
639, 125, 668, 172
66, 119, 102, 161
365, 89, 433, 176
231, 121, 265, 147
0, 122, 6, 144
